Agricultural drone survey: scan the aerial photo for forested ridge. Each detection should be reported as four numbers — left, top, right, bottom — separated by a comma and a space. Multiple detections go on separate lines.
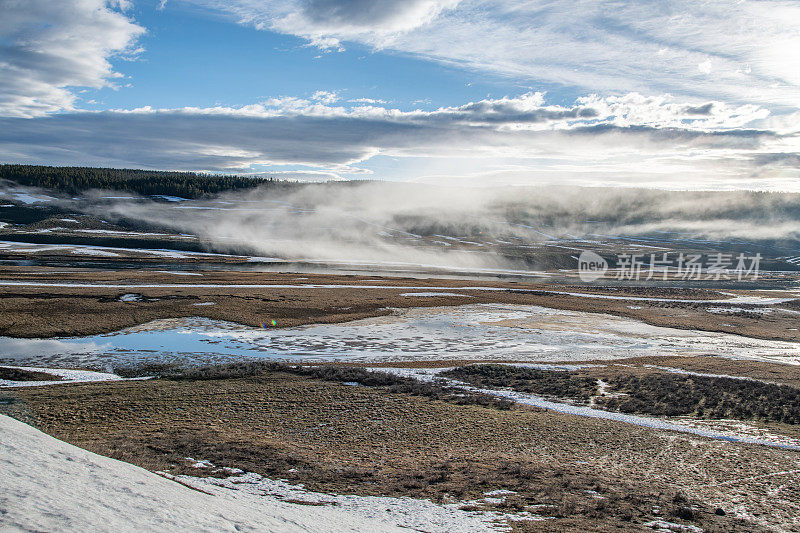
0, 164, 297, 198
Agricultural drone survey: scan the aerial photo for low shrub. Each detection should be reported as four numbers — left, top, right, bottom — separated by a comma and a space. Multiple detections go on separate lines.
599, 373, 800, 424
167, 361, 514, 410
441, 364, 598, 400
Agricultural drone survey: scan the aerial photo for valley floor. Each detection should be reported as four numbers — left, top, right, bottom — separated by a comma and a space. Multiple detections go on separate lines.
3, 369, 799, 532
2, 265, 800, 532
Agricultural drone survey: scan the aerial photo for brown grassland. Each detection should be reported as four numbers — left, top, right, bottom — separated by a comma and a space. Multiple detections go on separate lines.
1, 266, 798, 342
4, 370, 799, 531
3, 264, 800, 531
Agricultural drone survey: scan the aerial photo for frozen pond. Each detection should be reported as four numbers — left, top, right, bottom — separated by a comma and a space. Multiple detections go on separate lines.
2, 304, 799, 369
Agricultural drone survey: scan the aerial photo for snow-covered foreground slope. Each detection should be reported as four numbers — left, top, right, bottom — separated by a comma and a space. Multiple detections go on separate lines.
0, 415, 400, 532
0, 415, 519, 532
0, 416, 396, 531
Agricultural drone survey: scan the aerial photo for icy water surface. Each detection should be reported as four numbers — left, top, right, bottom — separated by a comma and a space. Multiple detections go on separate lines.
2, 304, 799, 369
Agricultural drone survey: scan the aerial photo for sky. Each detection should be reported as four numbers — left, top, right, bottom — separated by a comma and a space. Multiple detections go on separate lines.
0, 0, 799, 190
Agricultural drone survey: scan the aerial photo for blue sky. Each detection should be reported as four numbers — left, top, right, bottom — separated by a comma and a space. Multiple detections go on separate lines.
83, 1, 542, 112
1, 0, 799, 189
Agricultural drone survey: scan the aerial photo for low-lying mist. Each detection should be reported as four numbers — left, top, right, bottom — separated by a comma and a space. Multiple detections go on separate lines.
7, 180, 800, 269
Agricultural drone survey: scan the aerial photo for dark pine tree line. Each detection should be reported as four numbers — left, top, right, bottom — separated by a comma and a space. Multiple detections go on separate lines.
0, 164, 299, 199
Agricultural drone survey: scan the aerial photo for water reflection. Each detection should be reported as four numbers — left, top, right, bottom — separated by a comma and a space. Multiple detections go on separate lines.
2, 304, 799, 369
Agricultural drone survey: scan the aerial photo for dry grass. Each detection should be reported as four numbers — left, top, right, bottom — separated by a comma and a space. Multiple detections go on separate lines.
1, 266, 798, 341
168, 361, 515, 409
0, 367, 61, 381
3, 372, 798, 531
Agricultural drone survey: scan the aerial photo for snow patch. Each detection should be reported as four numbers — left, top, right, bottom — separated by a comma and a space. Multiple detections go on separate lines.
152, 195, 189, 202
1, 366, 125, 388
172, 461, 538, 532
399, 292, 474, 298
706, 306, 771, 315
71, 248, 120, 257
643, 519, 703, 532
9, 191, 56, 204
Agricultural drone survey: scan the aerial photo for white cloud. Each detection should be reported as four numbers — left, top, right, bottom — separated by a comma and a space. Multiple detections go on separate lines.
205, 0, 461, 49
1, 92, 797, 190
310, 90, 339, 104
573, 93, 770, 130
189, 0, 800, 108
0, 0, 145, 117
3, 0, 795, 192
350, 98, 388, 104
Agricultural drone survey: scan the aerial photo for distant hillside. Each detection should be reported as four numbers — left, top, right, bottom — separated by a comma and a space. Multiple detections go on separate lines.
0, 164, 298, 199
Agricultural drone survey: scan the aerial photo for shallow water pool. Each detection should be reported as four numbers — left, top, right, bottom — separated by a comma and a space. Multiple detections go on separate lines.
2, 304, 799, 369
